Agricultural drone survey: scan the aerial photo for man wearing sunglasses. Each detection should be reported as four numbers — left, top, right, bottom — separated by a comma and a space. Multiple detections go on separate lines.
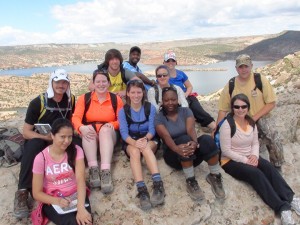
217, 54, 284, 170
123, 46, 156, 91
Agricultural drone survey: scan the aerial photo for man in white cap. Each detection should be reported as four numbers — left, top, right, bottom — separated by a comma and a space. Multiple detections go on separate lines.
13, 69, 75, 219
216, 54, 284, 169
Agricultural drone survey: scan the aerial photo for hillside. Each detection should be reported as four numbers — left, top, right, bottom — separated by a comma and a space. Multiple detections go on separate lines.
215, 30, 300, 61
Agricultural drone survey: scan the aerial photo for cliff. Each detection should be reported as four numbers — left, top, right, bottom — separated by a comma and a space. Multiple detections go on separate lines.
0, 52, 299, 225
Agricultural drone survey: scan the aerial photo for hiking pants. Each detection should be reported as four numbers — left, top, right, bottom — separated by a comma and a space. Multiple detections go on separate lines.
257, 116, 284, 167
222, 157, 293, 214
163, 134, 219, 170
187, 95, 214, 127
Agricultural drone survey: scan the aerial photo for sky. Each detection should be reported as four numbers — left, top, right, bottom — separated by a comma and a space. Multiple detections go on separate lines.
0, 0, 299, 46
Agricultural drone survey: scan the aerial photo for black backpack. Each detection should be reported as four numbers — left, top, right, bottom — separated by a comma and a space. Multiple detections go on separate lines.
153, 84, 176, 104
123, 101, 151, 126
82, 91, 118, 130
229, 73, 263, 98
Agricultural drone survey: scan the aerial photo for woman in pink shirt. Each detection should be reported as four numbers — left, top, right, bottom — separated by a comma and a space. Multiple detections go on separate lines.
220, 94, 300, 225
32, 118, 92, 225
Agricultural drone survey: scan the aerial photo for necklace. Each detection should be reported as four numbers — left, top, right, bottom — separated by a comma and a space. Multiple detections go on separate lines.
56, 101, 69, 119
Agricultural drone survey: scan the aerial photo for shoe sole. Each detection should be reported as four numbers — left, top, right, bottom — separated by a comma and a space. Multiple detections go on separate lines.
187, 190, 205, 201
141, 203, 152, 211
150, 195, 165, 207
101, 184, 113, 194
206, 176, 226, 200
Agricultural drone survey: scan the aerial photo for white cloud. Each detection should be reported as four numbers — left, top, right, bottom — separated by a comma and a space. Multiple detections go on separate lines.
0, 0, 299, 45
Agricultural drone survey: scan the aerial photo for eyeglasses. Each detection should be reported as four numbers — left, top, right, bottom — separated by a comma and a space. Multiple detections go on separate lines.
156, 74, 169, 78
162, 86, 177, 93
233, 105, 248, 109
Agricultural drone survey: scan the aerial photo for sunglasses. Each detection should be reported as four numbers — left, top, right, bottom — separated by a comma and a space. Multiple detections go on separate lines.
156, 74, 169, 78
162, 86, 177, 93
233, 105, 248, 109
126, 79, 144, 85
165, 59, 176, 63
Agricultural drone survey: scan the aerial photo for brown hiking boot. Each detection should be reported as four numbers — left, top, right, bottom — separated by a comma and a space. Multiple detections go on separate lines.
206, 173, 226, 199
13, 189, 29, 219
137, 186, 152, 211
150, 181, 165, 207
89, 167, 101, 188
186, 177, 205, 201
101, 169, 113, 194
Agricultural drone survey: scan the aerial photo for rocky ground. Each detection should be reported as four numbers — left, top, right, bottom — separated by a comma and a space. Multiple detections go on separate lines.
0, 52, 299, 225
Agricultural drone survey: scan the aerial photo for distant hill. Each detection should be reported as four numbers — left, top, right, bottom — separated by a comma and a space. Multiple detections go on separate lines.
214, 30, 300, 61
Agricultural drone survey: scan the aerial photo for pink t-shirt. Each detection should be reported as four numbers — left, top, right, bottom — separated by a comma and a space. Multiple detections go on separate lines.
32, 145, 84, 196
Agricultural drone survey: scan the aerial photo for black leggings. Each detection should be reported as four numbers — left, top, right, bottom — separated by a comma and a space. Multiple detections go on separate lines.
43, 197, 92, 225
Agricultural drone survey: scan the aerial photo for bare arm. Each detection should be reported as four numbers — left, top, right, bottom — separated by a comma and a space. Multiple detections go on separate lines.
23, 122, 52, 142
183, 80, 193, 97
252, 102, 275, 122
155, 124, 181, 154
186, 116, 197, 143
136, 72, 155, 86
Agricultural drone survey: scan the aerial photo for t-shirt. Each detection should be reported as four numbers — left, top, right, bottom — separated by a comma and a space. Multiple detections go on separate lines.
32, 145, 84, 196
154, 107, 193, 139
218, 73, 276, 116
118, 103, 156, 140
72, 91, 123, 133
147, 85, 188, 112
122, 61, 142, 73
108, 69, 136, 93
220, 120, 259, 164
25, 93, 74, 126
169, 69, 189, 93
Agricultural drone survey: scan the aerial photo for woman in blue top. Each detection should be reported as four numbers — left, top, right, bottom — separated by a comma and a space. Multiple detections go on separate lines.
163, 51, 216, 130
118, 80, 165, 211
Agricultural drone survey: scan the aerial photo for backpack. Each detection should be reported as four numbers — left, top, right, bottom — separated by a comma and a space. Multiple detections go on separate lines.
82, 91, 118, 130
229, 73, 263, 98
123, 101, 151, 126
0, 127, 25, 167
38, 93, 75, 122
153, 84, 176, 104
214, 114, 236, 150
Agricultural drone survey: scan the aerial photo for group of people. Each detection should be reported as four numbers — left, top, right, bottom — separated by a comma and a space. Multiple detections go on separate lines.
12, 47, 300, 225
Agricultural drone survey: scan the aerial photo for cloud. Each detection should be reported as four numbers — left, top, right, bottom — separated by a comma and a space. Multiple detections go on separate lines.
0, 0, 300, 45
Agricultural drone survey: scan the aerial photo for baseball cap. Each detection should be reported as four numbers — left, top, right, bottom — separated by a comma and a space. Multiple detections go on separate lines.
130, 46, 141, 54
46, 69, 70, 98
236, 54, 252, 67
164, 51, 176, 62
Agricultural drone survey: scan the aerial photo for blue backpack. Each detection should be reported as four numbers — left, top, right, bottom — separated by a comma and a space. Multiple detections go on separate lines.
214, 114, 236, 150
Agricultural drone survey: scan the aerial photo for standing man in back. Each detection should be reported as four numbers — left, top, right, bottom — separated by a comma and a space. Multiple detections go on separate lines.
13, 69, 75, 219
216, 54, 284, 169
123, 46, 156, 91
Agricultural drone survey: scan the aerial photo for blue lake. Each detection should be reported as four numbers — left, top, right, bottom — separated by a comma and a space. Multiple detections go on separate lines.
0, 61, 272, 95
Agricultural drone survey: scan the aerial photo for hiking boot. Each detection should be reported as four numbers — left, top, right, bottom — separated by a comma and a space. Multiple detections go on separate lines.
291, 196, 300, 215
281, 210, 295, 225
186, 177, 204, 201
206, 173, 226, 199
89, 167, 101, 188
101, 169, 113, 194
137, 186, 152, 211
150, 181, 165, 206
13, 189, 29, 219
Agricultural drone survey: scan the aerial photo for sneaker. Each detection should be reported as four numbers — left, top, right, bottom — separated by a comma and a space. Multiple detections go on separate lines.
206, 173, 226, 199
13, 189, 29, 219
150, 181, 165, 206
291, 196, 300, 215
137, 186, 152, 211
89, 167, 101, 188
281, 210, 295, 225
101, 169, 113, 194
186, 177, 205, 201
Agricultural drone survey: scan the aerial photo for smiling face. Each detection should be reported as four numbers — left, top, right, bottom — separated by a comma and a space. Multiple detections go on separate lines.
236, 64, 253, 80
129, 51, 141, 65
127, 85, 144, 105
232, 99, 249, 119
162, 89, 178, 113
51, 126, 73, 151
52, 80, 69, 96
156, 68, 170, 87
93, 73, 110, 94
163, 59, 177, 70
108, 57, 121, 72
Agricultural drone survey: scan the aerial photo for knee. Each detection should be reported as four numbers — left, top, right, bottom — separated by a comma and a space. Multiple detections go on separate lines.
99, 126, 114, 138
128, 147, 141, 160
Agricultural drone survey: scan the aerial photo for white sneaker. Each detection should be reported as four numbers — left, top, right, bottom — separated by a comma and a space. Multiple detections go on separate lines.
281, 210, 295, 225
291, 197, 300, 216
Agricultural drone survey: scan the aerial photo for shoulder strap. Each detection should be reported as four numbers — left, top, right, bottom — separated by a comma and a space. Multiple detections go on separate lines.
228, 77, 235, 98
38, 93, 47, 122
253, 73, 263, 93
71, 94, 75, 109
123, 104, 132, 126
153, 85, 159, 104
82, 92, 92, 125
226, 114, 236, 138
120, 67, 127, 84
109, 92, 118, 119
144, 101, 151, 121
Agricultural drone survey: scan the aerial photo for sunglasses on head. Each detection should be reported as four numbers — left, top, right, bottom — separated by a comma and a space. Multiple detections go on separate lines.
156, 74, 169, 78
162, 86, 177, 93
126, 79, 144, 85
233, 105, 248, 109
